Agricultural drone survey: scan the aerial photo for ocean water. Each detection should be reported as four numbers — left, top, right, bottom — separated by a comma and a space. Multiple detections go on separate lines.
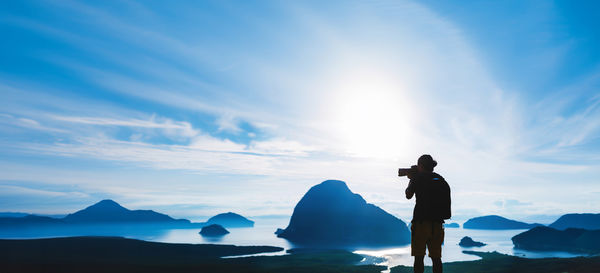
354, 226, 586, 268
0, 218, 587, 267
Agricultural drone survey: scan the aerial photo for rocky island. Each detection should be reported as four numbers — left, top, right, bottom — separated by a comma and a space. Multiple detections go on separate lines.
277, 180, 410, 247
445, 222, 460, 228
200, 224, 230, 237
512, 226, 600, 254
459, 236, 486, 247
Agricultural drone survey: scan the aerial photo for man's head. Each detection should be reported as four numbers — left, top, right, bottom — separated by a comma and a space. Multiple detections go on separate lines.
417, 154, 437, 173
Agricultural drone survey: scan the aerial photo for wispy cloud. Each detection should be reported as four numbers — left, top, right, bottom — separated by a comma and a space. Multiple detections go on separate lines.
51, 115, 199, 138
0, 113, 68, 134
0, 184, 88, 199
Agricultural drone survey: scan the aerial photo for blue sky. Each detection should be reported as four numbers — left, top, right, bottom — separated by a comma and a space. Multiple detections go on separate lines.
1, 0, 599, 223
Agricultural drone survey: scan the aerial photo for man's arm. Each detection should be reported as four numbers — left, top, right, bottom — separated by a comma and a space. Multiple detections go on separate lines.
405, 180, 415, 199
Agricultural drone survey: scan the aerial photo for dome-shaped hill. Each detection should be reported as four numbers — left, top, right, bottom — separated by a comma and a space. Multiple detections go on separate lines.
277, 180, 410, 247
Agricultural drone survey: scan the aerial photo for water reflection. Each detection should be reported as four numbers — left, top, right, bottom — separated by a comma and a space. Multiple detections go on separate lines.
353, 227, 586, 268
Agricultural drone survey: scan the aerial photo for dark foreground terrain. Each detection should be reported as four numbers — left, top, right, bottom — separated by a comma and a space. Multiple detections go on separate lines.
3, 237, 600, 273
0, 236, 384, 273
391, 251, 600, 273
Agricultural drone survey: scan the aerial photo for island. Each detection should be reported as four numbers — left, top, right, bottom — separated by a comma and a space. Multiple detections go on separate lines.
463, 215, 543, 229
206, 212, 254, 228
549, 213, 600, 230
512, 226, 600, 254
458, 236, 486, 247
277, 180, 410, 247
200, 224, 230, 237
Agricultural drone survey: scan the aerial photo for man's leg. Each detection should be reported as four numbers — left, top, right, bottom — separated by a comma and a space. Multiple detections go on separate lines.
428, 222, 444, 273
432, 257, 442, 273
411, 222, 427, 273
413, 255, 424, 273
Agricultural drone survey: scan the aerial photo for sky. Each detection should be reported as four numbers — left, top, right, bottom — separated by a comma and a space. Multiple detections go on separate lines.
1, 0, 599, 223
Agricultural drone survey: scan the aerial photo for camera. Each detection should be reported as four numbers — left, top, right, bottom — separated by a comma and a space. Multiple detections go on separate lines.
398, 165, 418, 178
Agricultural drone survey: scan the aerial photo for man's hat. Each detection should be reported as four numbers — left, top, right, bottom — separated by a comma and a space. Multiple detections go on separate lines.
418, 154, 437, 170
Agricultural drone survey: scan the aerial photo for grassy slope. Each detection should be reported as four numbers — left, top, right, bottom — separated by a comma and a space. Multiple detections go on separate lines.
391, 251, 600, 273
0, 236, 384, 273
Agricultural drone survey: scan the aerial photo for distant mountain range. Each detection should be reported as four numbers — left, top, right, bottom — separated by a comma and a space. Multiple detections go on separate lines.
512, 226, 600, 254
0, 200, 250, 229
548, 213, 600, 230
463, 215, 543, 230
0, 212, 67, 218
63, 200, 191, 225
0, 215, 64, 226
0, 212, 29, 218
277, 180, 410, 247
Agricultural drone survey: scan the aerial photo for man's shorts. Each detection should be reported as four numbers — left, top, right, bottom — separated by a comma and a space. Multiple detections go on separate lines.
410, 220, 444, 258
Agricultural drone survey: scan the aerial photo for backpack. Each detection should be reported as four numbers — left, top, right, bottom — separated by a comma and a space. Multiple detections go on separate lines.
410, 172, 452, 221
431, 175, 452, 220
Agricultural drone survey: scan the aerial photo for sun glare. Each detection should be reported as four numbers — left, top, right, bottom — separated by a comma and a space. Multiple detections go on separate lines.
331, 68, 415, 159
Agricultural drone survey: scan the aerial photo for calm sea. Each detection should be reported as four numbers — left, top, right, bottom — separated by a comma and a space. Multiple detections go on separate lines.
0, 217, 586, 267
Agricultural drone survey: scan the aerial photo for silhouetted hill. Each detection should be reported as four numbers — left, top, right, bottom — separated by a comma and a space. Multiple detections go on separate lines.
63, 199, 191, 225
0, 237, 385, 273
200, 224, 229, 236
0, 212, 29, 217
0, 215, 64, 227
549, 213, 600, 230
206, 212, 254, 228
0, 236, 281, 260
459, 236, 486, 247
463, 215, 542, 229
512, 226, 600, 254
0, 212, 67, 218
277, 180, 410, 247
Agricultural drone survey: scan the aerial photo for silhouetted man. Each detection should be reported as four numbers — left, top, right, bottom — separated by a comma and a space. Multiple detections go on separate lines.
403, 154, 451, 273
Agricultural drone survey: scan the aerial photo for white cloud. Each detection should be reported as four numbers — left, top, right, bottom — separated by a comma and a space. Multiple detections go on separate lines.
249, 138, 317, 156
51, 114, 199, 138
0, 112, 66, 133
216, 113, 242, 133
